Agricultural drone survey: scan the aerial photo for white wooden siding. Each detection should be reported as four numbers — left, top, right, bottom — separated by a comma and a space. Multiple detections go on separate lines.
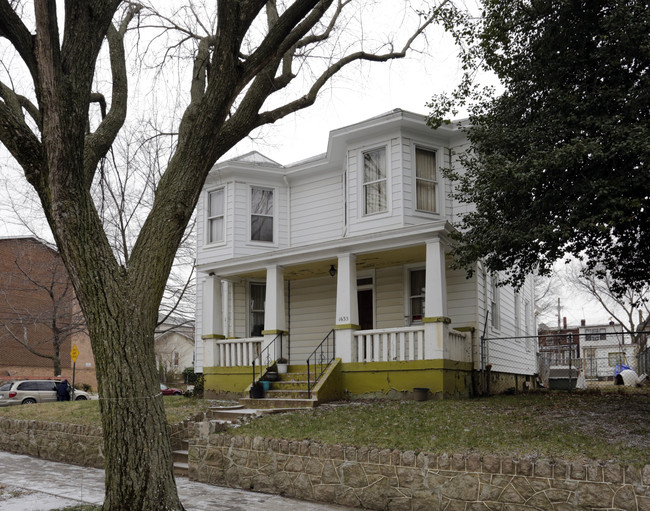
287, 276, 336, 364
446, 265, 477, 330
447, 141, 472, 225
390, 137, 404, 225
231, 280, 248, 339
487, 336, 537, 375
401, 139, 414, 218
375, 267, 406, 329
291, 174, 344, 245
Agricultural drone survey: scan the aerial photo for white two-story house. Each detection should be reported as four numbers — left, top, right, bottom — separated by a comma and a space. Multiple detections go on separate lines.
194, 109, 536, 403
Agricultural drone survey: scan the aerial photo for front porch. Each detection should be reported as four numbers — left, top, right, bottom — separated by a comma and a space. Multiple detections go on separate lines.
202, 324, 474, 402
199, 233, 477, 402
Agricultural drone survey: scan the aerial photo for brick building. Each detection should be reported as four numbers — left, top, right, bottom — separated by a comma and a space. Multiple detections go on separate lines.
538, 317, 580, 365
0, 237, 96, 388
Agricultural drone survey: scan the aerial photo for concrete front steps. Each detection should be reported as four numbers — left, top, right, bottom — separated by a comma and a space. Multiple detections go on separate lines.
173, 440, 189, 477
173, 405, 259, 476
239, 368, 319, 410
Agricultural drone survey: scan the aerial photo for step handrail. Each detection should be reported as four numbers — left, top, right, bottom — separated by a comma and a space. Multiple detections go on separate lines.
306, 329, 335, 399
252, 332, 284, 388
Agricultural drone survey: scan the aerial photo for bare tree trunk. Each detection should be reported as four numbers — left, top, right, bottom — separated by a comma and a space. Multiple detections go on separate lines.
52, 191, 183, 510
94, 311, 177, 510
0, 2, 444, 509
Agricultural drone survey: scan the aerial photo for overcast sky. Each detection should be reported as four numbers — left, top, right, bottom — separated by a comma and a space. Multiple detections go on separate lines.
0, 2, 616, 327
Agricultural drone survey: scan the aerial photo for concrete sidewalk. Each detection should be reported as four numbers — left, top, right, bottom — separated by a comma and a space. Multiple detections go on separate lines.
0, 451, 355, 510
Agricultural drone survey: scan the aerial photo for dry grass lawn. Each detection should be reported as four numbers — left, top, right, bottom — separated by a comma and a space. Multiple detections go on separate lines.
0, 389, 648, 466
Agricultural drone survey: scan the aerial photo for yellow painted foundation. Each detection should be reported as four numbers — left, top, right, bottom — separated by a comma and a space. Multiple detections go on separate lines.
203, 365, 254, 398
340, 359, 472, 398
203, 359, 473, 400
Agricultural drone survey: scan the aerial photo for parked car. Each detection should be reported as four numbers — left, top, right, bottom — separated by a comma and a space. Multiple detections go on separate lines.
0, 380, 90, 406
160, 383, 183, 396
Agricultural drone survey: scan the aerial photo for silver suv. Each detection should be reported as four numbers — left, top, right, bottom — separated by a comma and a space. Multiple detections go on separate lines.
0, 380, 90, 406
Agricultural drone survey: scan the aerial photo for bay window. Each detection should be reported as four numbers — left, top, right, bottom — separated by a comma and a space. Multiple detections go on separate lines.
363, 147, 387, 214
251, 187, 273, 242
415, 147, 437, 213
207, 188, 224, 243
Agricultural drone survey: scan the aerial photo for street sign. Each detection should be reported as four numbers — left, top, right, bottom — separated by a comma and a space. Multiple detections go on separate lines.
70, 344, 79, 363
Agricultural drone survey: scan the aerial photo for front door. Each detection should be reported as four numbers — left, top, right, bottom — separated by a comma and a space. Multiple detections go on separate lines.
358, 289, 373, 330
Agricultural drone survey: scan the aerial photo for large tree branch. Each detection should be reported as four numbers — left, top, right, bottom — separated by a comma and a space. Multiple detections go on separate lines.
240, 0, 332, 86
83, 7, 140, 188
0, 80, 42, 130
0, 96, 44, 187
0, 0, 38, 79
257, 12, 435, 126
295, 0, 349, 49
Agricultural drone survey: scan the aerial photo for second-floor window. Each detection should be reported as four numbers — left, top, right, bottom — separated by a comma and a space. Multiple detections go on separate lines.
251, 187, 273, 242
415, 147, 437, 213
207, 188, 224, 243
363, 147, 387, 215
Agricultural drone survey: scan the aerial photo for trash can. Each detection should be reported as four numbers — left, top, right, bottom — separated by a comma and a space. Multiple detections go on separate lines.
413, 388, 429, 401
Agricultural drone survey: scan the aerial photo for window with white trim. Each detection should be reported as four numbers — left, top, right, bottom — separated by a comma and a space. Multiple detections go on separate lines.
251, 187, 273, 242
524, 300, 531, 334
415, 147, 437, 212
207, 188, 225, 243
249, 282, 265, 337
409, 269, 425, 324
363, 147, 387, 215
608, 352, 627, 366
514, 292, 521, 336
490, 276, 500, 329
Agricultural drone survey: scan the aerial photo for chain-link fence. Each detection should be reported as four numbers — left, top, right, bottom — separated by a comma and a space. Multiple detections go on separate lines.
477, 329, 649, 394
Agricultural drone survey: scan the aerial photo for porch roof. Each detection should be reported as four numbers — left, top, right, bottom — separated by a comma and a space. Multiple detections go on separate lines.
197, 221, 453, 280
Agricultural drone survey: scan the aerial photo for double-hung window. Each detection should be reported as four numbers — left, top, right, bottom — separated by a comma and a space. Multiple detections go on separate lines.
490, 276, 500, 329
250, 283, 265, 336
363, 148, 387, 215
207, 188, 225, 243
251, 187, 273, 242
409, 269, 425, 324
415, 148, 437, 213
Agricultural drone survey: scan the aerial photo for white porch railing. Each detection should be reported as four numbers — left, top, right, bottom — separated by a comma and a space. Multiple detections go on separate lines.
353, 327, 426, 362
214, 337, 262, 367
446, 329, 472, 362
353, 326, 472, 363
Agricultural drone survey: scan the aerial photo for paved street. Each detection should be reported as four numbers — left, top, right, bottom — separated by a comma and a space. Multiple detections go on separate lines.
0, 451, 356, 510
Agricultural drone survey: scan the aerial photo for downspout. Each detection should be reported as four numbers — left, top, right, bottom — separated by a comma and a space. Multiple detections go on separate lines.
447, 147, 453, 221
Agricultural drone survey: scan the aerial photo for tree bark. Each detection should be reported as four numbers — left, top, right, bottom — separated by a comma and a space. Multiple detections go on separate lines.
0, 1, 440, 509
94, 309, 177, 510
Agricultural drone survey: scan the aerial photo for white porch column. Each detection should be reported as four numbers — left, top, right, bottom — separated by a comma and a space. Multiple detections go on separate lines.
262, 265, 287, 360
335, 253, 359, 363
423, 238, 448, 359
201, 274, 225, 367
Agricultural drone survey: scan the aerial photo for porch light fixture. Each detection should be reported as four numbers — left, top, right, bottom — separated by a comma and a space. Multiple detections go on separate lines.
329, 265, 337, 278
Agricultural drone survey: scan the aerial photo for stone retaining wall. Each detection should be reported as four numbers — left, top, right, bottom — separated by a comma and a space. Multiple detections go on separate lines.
0, 417, 104, 467
189, 432, 650, 511
0, 418, 191, 469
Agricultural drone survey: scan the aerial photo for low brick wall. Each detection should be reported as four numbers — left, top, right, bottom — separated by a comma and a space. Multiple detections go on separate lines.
190, 433, 650, 511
